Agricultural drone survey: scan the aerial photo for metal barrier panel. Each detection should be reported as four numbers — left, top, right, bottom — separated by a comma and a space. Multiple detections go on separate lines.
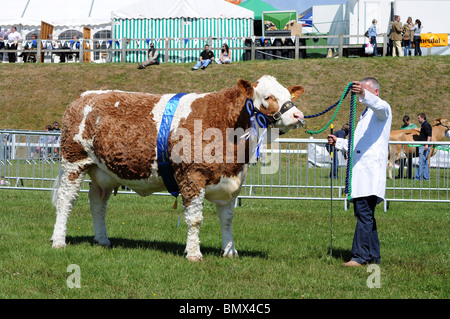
1, 130, 449, 210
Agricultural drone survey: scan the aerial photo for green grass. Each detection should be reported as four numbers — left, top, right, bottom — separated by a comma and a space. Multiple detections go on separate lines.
0, 189, 448, 299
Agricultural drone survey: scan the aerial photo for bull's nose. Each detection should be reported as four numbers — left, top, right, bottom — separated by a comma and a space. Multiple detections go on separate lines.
293, 112, 305, 125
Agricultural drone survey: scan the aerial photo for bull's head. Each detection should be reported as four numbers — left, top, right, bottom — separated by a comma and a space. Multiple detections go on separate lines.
238, 75, 305, 135
434, 118, 450, 132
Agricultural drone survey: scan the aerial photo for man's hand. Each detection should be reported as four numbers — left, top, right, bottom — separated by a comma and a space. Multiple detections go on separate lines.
351, 81, 365, 98
328, 134, 337, 146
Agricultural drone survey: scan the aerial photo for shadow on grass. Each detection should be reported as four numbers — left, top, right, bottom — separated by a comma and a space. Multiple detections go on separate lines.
66, 236, 268, 259
325, 247, 352, 262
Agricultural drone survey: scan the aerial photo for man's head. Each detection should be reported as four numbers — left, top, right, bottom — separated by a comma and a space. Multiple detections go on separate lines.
417, 112, 427, 124
360, 77, 380, 96
150, 43, 155, 48
204, 44, 210, 51
403, 115, 411, 125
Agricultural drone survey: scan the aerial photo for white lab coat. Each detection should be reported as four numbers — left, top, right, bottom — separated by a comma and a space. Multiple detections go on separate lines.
335, 89, 392, 203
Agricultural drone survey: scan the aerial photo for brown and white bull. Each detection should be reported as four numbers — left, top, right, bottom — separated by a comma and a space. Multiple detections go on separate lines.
388, 118, 450, 180
51, 75, 305, 261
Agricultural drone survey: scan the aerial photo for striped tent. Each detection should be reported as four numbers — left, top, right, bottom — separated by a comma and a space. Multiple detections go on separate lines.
111, 0, 254, 63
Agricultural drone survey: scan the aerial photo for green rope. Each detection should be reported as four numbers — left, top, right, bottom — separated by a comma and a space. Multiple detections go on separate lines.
306, 82, 353, 135
346, 93, 357, 201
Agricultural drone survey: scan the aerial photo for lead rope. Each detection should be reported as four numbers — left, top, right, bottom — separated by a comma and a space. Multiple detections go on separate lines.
305, 82, 356, 200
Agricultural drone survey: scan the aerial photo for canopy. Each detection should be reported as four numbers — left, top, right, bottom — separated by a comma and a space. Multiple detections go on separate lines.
238, 0, 278, 20
0, 0, 138, 27
112, 0, 254, 20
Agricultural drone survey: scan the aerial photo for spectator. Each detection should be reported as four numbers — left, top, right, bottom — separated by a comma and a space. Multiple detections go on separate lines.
191, 44, 215, 70
52, 121, 61, 158
398, 115, 418, 179
328, 78, 392, 267
0, 27, 5, 61
402, 17, 414, 56
368, 19, 379, 57
70, 35, 80, 61
138, 42, 159, 69
22, 33, 38, 63
5, 26, 22, 63
410, 19, 423, 56
391, 15, 403, 57
217, 43, 232, 64
400, 115, 418, 130
415, 112, 432, 180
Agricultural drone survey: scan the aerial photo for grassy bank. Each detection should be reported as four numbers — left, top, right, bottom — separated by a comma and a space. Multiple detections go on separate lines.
1, 55, 449, 138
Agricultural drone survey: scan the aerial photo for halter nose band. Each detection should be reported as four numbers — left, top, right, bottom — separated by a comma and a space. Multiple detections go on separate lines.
266, 101, 296, 124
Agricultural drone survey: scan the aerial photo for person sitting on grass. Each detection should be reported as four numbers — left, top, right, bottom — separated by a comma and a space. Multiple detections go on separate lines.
191, 44, 214, 70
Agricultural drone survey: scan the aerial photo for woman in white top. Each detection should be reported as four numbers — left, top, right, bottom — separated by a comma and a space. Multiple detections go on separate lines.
410, 19, 423, 56
217, 43, 232, 64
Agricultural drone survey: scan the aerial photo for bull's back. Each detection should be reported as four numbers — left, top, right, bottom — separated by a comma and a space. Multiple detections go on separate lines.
61, 91, 162, 180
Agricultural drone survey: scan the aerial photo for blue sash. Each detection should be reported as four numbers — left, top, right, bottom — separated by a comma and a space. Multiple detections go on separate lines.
157, 93, 187, 197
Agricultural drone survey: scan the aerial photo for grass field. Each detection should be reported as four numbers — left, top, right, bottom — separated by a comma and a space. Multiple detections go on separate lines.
0, 189, 448, 299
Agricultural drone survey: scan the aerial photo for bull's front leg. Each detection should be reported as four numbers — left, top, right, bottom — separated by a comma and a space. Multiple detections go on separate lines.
216, 200, 238, 258
183, 189, 205, 262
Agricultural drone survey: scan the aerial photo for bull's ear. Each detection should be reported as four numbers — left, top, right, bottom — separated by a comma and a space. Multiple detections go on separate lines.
287, 85, 305, 101
237, 79, 254, 98
434, 118, 442, 125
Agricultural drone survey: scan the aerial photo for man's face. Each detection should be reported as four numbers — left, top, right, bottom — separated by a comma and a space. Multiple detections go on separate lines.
417, 115, 424, 124
205, 45, 209, 52
361, 82, 379, 96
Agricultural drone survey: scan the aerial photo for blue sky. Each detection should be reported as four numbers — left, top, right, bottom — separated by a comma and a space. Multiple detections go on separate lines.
243, 0, 348, 14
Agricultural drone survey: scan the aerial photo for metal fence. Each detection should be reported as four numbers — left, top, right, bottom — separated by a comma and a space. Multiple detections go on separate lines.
3, 33, 448, 64
1, 130, 449, 211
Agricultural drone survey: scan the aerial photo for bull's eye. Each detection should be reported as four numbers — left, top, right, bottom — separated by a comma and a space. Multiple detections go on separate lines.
264, 96, 271, 101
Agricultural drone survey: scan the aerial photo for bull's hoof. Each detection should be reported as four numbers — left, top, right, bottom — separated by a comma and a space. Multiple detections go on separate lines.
52, 241, 67, 249
187, 255, 203, 262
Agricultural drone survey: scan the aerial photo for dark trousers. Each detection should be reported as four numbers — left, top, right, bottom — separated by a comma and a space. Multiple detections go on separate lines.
414, 36, 422, 56
7, 44, 18, 63
351, 196, 381, 264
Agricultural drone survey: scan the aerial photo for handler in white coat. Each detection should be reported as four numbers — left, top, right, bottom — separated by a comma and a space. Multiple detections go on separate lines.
328, 77, 392, 267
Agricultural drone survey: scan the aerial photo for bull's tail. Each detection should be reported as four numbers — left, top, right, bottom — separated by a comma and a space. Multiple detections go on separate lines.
51, 169, 63, 207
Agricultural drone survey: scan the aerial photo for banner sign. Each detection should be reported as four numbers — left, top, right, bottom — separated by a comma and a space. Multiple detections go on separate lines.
420, 33, 448, 48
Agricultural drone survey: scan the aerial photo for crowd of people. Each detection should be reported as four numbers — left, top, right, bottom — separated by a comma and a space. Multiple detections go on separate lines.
0, 26, 82, 63
367, 15, 423, 57
31, 121, 61, 160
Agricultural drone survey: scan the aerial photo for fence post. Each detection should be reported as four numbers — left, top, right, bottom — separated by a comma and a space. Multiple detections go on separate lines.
164, 38, 169, 63
37, 40, 42, 63
383, 33, 388, 56
80, 41, 84, 63
121, 37, 127, 63
251, 38, 255, 61
338, 34, 344, 57
294, 35, 299, 59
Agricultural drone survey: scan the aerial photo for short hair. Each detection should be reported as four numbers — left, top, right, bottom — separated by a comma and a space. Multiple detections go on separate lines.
372, 19, 377, 24
418, 112, 426, 120
402, 115, 410, 122
360, 77, 380, 90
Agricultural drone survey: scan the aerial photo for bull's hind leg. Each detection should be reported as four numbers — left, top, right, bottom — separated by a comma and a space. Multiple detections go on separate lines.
216, 199, 238, 258
88, 166, 120, 247
183, 189, 205, 262
51, 160, 90, 248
